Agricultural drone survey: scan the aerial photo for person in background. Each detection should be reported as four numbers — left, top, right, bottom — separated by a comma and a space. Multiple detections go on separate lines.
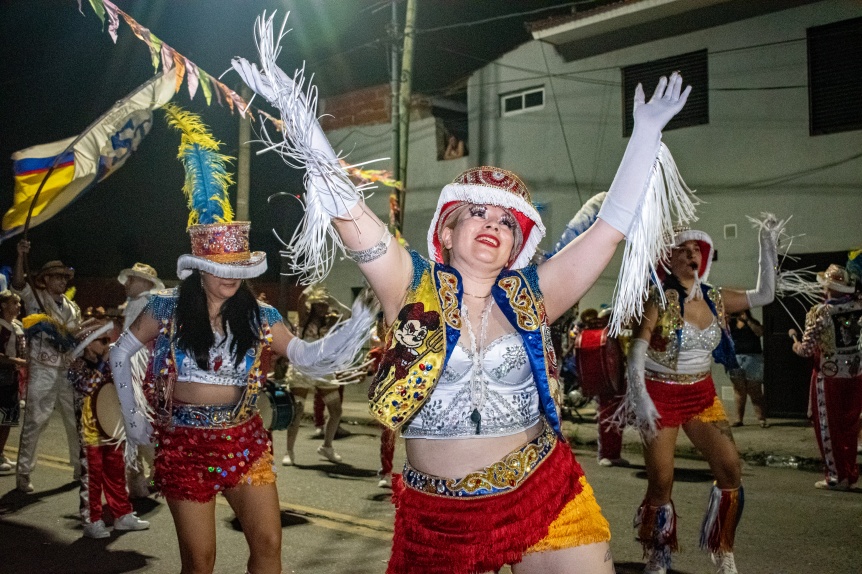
594, 307, 629, 467
0, 290, 25, 472
791, 263, 862, 491
68, 318, 150, 538
729, 310, 768, 428
13, 242, 82, 493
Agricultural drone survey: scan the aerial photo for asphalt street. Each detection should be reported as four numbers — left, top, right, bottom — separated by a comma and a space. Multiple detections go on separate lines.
1, 408, 860, 574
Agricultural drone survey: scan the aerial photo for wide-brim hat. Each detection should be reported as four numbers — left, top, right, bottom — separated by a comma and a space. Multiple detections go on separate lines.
816, 263, 855, 294
427, 166, 546, 270
117, 262, 165, 291
71, 318, 114, 359
177, 221, 267, 280
34, 260, 74, 283
657, 228, 714, 283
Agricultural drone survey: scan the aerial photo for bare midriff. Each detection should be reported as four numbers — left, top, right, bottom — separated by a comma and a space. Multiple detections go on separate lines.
405, 419, 544, 477
172, 381, 244, 406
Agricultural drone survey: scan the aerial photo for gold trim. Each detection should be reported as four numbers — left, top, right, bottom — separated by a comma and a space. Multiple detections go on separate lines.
645, 369, 710, 385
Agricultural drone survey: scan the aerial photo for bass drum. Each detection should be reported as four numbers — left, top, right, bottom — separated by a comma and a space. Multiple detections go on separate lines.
258, 383, 295, 431
94, 382, 126, 441
574, 327, 625, 397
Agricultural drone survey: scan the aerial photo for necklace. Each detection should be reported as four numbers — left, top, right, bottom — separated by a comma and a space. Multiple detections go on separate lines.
461, 297, 494, 435
463, 291, 492, 299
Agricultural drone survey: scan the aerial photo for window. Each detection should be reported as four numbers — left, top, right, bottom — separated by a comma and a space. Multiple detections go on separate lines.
500, 87, 544, 117
622, 50, 708, 137
808, 17, 862, 136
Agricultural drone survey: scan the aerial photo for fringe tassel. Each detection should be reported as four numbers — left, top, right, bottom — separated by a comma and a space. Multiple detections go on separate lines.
527, 476, 610, 553
634, 500, 678, 569
235, 12, 385, 285
290, 291, 379, 380
609, 143, 699, 336
699, 484, 744, 553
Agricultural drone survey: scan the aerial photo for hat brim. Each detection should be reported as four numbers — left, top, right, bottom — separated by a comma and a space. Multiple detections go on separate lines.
71, 322, 114, 359
117, 269, 165, 291
177, 252, 267, 280
427, 183, 546, 269
816, 272, 855, 293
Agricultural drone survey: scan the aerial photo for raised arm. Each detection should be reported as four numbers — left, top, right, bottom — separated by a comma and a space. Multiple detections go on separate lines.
722, 215, 782, 315
539, 73, 691, 323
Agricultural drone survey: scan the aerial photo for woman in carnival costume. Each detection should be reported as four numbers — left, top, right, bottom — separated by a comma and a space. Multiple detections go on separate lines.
110, 105, 374, 574
621, 218, 782, 574
235, 14, 694, 573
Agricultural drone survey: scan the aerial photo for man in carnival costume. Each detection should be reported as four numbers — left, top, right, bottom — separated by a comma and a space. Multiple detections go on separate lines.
117, 262, 164, 497
234, 12, 704, 573
13, 246, 82, 493
622, 218, 782, 574
791, 262, 862, 491
109, 104, 374, 574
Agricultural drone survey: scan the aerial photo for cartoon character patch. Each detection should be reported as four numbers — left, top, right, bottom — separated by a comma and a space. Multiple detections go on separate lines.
375, 302, 441, 384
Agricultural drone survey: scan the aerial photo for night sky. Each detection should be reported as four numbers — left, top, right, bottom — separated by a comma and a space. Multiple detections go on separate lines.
0, 0, 575, 284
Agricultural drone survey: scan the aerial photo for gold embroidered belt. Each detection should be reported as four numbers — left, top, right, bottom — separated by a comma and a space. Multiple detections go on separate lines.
645, 369, 710, 385
402, 422, 556, 497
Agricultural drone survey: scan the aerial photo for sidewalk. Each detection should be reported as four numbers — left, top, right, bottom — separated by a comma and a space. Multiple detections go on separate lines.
337, 381, 824, 469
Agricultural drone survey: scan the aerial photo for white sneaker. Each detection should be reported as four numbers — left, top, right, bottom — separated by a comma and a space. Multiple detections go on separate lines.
114, 512, 150, 531
83, 519, 111, 539
16, 478, 34, 494
0, 457, 12, 472
598, 457, 629, 467
317, 445, 342, 463
598, 457, 613, 467
312, 427, 324, 438
377, 474, 392, 488
814, 479, 852, 491
711, 550, 739, 574
282, 451, 295, 466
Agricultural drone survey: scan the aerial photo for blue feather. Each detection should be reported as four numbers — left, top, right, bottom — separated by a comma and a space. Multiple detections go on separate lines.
548, 192, 606, 257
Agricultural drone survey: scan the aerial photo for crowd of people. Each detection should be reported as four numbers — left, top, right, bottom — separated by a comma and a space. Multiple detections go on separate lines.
0, 30, 858, 574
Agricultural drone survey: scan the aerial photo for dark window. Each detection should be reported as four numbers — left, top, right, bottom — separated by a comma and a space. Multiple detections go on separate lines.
808, 17, 862, 136
500, 87, 545, 117
622, 49, 708, 137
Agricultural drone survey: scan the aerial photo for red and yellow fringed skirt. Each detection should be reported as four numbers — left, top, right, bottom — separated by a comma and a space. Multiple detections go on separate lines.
645, 372, 727, 429
387, 423, 610, 574
153, 409, 275, 502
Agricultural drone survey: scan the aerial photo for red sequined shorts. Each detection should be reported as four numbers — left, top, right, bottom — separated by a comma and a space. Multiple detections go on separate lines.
646, 373, 727, 428
154, 412, 275, 502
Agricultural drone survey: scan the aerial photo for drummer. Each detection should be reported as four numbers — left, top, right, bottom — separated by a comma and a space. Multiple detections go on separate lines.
67, 318, 150, 538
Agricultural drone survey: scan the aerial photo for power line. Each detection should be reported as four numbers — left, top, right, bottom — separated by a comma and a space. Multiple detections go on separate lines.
413, 1, 591, 35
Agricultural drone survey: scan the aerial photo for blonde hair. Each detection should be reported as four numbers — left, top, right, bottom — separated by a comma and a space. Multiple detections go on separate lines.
439, 203, 524, 267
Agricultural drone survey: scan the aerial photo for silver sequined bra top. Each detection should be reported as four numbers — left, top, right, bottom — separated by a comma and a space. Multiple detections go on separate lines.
646, 317, 722, 375
402, 332, 541, 439
176, 331, 250, 387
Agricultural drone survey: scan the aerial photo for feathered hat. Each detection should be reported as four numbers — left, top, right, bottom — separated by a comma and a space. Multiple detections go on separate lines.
163, 104, 266, 280
427, 166, 545, 269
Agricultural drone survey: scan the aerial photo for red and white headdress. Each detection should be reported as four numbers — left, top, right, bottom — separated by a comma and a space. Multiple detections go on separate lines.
657, 228, 715, 283
427, 166, 545, 269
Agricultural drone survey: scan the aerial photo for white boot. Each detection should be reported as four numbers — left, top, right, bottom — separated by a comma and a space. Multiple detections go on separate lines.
643, 547, 668, 574
711, 551, 739, 574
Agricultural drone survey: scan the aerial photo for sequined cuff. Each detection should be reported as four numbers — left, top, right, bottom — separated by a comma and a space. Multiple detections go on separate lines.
343, 228, 392, 264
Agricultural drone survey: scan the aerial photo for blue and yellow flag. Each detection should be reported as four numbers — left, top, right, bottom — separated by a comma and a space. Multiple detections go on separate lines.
2, 69, 177, 242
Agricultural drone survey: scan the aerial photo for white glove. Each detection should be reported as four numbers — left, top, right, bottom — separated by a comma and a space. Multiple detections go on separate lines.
617, 338, 660, 440
598, 73, 692, 236
109, 330, 153, 461
745, 215, 779, 308
231, 56, 358, 218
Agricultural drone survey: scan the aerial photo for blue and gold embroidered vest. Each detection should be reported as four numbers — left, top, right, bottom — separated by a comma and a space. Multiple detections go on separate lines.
368, 251, 563, 434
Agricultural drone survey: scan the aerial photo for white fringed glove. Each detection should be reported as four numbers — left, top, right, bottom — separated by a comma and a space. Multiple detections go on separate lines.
109, 330, 153, 468
745, 213, 781, 308
597, 73, 692, 236
287, 290, 378, 379
613, 338, 660, 441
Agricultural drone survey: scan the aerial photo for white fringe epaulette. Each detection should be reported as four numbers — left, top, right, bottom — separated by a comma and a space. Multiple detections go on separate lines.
776, 268, 822, 306
234, 12, 382, 284
608, 143, 699, 336
292, 291, 379, 380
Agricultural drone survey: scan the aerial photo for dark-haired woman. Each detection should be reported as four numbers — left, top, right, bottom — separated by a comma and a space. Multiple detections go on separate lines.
624, 222, 779, 574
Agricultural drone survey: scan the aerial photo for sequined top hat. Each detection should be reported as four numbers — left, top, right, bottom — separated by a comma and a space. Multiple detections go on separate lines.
117, 262, 165, 291
163, 104, 267, 280
71, 318, 114, 359
656, 226, 714, 283
427, 166, 546, 270
817, 263, 856, 294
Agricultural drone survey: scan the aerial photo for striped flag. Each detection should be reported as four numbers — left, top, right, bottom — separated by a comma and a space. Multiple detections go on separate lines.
2, 69, 177, 242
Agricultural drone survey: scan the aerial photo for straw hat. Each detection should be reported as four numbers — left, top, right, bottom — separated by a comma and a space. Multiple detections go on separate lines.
117, 262, 165, 291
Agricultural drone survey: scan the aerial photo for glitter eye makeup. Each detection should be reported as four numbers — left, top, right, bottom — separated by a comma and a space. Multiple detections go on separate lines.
469, 205, 487, 218
499, 213, 516, 229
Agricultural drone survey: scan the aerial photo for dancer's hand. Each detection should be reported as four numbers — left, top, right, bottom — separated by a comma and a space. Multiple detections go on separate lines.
632, 71, 692, 134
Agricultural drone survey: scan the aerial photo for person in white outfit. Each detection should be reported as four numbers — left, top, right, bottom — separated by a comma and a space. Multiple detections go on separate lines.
13, 240, 82, 493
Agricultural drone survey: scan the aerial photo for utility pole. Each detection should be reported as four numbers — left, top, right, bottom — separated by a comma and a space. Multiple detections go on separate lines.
236, 85, 252, 221
396, 0, 417, 233
389, 0, 400, 210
